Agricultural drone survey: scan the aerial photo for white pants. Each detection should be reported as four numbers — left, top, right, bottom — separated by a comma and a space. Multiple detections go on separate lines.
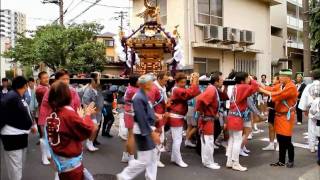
226, 130, 242, 162
40, 138, 51, 161
118, 149, 158, 180
4, 148, 27, 180
157, 126, 165, 162
308, 118, 318, 148
201, 135, 215, 166
170, 127, 183, 163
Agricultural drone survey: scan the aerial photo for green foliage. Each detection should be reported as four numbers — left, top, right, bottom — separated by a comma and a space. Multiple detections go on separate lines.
310, 0, 320, 68
5, 70, 14, 80
23, 66, 34, 78
2, 23, 106, 73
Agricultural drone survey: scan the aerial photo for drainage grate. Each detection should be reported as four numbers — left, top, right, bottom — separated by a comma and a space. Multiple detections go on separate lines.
93, 174, 117, 180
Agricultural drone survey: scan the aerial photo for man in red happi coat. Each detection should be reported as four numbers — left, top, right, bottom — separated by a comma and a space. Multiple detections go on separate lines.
168, 72, 201, 168
35, 71, 51, 165
226, 72, 259, 171
121, 75, 139, 163
148, 72, 169, 168
196, 71, 225, 170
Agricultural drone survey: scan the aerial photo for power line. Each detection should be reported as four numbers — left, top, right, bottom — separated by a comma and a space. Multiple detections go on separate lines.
29, 17, 55, 22
65, 0, 85, 15
83, 0, 131, 9
66, 0, 77, 10
51, 0, 83, 24
67, 0, 102, 23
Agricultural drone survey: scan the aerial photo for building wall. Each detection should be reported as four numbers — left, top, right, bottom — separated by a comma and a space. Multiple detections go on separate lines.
0, 9, 26, 46
131, 0, 275, 78
269, 0, 305, 76
95, 37, 117, 60
224, 0, 272, 77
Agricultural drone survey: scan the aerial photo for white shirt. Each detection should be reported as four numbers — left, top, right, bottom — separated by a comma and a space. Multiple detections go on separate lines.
1, 99, 32, 135
299, 80, 320, 118
2, 88, 8, 94
199, 75, 210, 81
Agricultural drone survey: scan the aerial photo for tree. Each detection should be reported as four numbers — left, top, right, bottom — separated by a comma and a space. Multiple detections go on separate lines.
310, 0, 320, 68
2, 23, 106, 73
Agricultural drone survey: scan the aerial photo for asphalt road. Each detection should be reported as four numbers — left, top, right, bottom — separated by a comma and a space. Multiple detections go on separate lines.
1, 121, 319, 180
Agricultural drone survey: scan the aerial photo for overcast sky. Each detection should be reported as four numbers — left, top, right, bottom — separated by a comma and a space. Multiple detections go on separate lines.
1, 0, 131, 34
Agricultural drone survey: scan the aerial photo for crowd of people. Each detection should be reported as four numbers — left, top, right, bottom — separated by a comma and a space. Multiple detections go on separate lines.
0, 68, 320, 180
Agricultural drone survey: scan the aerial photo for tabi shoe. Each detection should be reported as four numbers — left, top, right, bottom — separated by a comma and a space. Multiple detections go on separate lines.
213, 143, 220, 149
116, 174, 125, 180
185, 140, 196, 148
243, 146, 250, 153
226, 159, 233, 168
297, 122, 302, 125
160, 146, 166, 152
310, 146, 316, 153
232, 163, 248, 171
317, 160, 320, 166
86, 140, 99, 152
240, 149, 249, 157
286, 162, 294, 168
205, 163, 221, 170
157, 161, 165, 168
54, 172, 59, 180
173, 160, 188, 168
121, 152, 129, 163
270, 162, 285, 167
262, 143, 275, 151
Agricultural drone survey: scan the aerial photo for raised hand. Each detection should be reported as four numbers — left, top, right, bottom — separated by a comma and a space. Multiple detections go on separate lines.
85, 102, 96, 116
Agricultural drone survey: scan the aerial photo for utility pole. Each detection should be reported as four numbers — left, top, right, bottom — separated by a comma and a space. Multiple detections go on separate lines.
59, 0, 64, 26
42, 0, 64, 26
113, 11, 128, 32
303, 0, 311, 76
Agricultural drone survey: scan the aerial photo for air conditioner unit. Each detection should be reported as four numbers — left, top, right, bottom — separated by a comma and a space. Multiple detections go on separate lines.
223, 27, 240, 44
240, 30, 255, 46
203, 25, 223, 43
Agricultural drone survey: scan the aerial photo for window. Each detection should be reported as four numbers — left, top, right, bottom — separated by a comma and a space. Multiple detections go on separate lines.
235, 59, 257, 75
198, 0, 223, 25
104, 40, 114, 47
106, 56, 115, 62
271, 26, 283, 37
150, 0, 167, 25
194, 57, 220, 75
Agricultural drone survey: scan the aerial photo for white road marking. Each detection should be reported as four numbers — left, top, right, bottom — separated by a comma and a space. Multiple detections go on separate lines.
259, 138, 310, 149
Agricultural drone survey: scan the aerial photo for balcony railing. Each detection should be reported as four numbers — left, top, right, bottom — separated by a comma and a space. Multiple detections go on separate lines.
287, 15, 303, 29
288, 41, 303, 49
287, 0, 302, 7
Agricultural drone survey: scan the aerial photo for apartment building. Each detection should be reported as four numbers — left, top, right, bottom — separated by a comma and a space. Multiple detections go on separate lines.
95, 32, 125, 76
0, 9, 26, 79
0, 9, 26, 46
271, 0, 305, 75
130, 0, 282, 78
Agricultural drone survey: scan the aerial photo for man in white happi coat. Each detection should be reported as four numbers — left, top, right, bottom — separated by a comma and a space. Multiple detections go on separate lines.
298, 69, 320, 153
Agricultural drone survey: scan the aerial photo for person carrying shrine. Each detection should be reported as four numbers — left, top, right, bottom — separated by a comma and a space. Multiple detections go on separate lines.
226, 72, 259, 172
121, 75, 140, 163
117, 74, 160, 180
195, 71, 225, 170
147, 71, 169, 168
167, 72, 201, 168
